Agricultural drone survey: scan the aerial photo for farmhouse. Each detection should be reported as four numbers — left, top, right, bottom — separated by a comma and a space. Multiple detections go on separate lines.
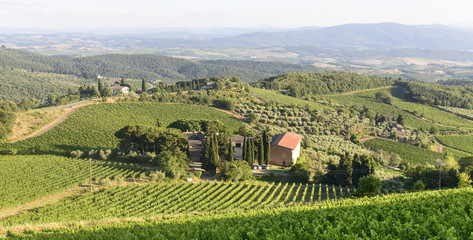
184, 131, 205, 162
230, 135, 245, 159
270, 132, 302, 166
110, 84, 130, 94
388, 121, 405, 137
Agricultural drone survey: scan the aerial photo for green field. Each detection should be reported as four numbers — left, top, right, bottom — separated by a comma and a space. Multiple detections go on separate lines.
365, 138, 444, 165
436, 135, 473, 154
2, 103, 243, 155
251, 87, 332, 110
0, 155, 146, 210
2, 181, 351, 227
7, 188, 473, 239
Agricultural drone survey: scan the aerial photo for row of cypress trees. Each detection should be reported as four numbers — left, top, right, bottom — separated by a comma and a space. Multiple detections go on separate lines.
242, 131, 271, 165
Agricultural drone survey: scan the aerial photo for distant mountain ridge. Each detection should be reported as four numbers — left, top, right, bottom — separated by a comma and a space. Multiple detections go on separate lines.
2, 23, 473, 51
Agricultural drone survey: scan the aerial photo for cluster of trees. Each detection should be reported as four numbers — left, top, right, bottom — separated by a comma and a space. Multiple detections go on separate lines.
0, 109, 16, 140
115, 125, 190, 178
241, 131, 271, 166
200, 59, 321, 75
406, 156, 472, 189
324, 152, 376, 186
167, 119, 227, 133
397, 80, 473, 109
157, 78, 210, 92
252, 72, 395, 97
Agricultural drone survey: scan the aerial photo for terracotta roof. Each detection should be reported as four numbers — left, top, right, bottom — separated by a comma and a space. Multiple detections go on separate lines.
271, 132, 302, 150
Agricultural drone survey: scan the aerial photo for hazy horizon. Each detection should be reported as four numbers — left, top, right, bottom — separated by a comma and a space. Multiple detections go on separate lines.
0, 0, 472, 32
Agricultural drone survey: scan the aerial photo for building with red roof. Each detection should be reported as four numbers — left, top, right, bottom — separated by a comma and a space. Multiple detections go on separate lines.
270, 132, 302, 166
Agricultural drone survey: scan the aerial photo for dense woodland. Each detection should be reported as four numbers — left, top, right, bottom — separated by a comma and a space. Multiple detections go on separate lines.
200, 59, 321, 75
396, 80, 473, 109
252, 72, 395, 97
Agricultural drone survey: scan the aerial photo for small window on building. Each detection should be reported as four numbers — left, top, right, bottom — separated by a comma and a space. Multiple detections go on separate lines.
236, 143, 242, 148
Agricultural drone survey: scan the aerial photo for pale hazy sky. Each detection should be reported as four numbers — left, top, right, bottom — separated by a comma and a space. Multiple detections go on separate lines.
0, 0, 472, 30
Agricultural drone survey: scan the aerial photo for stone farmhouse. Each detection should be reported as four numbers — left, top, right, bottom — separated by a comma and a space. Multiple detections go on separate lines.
110, 84, 130, 94
183, 131, 205, 162
269, 132, 302, 166
230, 135, 245, 159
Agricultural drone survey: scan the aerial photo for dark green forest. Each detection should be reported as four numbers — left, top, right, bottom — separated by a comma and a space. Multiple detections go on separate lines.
200, 59, 321, 75
0, 66, 88, 103
396, 80, 473, 109
252, 72, 395, 97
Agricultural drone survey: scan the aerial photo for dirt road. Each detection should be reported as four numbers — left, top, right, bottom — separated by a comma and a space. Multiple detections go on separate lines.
10, 100, 98, 143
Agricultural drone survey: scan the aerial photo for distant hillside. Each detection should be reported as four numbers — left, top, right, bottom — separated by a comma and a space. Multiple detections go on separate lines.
252, 72, 395, 97
0, 66, 88, 103
199, 59, 321, 75
0, 48, 271, 83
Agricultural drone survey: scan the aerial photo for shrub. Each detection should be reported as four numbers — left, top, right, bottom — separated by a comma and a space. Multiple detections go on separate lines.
194, 171, 202, 179
116, 176, 125, 185
98, 177, 111, 187
413, 180, 425, 191
150, 171, 166, 182
289, 163, 311, 183
458, 172, 472, 188
155, 150, 190, 179
353, 175, 382, 197
220, 160, 253, 181
70, 150, 84, 159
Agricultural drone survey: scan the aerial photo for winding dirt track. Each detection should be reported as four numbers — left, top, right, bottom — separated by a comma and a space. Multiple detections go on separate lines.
10, 100, 98, 143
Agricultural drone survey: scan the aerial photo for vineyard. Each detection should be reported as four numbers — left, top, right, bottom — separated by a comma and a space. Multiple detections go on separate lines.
439, 106, 473, 120
436, 135, 473, 154
1, 103, 243, 155
0, 155, 146, 210
364, 138, 444, 165
6, 188, 473, 239
1, 181, 352, 226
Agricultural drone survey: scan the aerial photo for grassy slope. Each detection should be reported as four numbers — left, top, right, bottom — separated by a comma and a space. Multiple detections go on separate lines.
8, 188, 473, 239
2, 103, 243, 155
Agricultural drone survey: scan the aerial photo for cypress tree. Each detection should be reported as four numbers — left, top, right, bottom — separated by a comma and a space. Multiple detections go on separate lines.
142, 78, 148, 93
337, 152, 353, 185
228, 138, 234, 160
202, 135, 211, 171
258, 139, 264, 165
243, 136, 247, 161
263, 131, 271, 165
249, 139, 255, 165
98, 79, 103, 94
209, 132, 219, 174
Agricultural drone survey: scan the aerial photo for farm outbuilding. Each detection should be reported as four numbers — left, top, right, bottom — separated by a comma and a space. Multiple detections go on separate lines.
270, 132, 302, 166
